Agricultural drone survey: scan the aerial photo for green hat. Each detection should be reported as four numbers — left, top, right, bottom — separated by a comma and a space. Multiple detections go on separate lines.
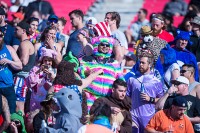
11, 111, 27, 133
64, 51, 79, 72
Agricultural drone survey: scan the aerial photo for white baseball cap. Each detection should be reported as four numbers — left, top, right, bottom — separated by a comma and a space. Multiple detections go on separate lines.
86, 17, 98, 25
171, 76, 189, 86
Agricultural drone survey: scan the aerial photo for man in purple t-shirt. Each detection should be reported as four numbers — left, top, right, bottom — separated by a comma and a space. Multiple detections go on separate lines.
127, 53, 164, 133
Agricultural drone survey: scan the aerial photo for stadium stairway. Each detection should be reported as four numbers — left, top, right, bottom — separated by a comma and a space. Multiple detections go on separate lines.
89, 0, 144, 32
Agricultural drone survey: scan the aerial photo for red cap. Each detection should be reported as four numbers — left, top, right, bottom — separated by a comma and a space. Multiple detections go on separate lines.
12, 12, 24, 20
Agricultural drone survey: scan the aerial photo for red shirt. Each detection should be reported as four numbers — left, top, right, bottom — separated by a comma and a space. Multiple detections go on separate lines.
156, 30, 174, 43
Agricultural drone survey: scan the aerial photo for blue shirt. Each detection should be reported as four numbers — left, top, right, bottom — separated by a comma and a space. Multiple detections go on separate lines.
0, 24, 20, 46
66, 29, 84, 58
0, 44, 14, 87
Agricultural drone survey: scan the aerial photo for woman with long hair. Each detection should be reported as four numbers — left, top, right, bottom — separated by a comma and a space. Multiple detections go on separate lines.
34, 26, 62, 65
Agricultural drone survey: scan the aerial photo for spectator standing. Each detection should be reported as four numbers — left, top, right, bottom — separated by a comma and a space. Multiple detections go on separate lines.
181, 64, 200, 99
57, 17, 69, 56
46, 14, 65, 53
12, 12, 24, 27
160, 44, 180, 88
0, 28, 22, 114
105, 11, 128, 49
90, 79, 132, 133
163, 0, 188, 16
190, 16, 200, 62
172, 30, 199, 81
25, 0, 54, 20
66, 9, 85, 58
125, 8, 150, 42
151, 14, 174, 43
156, 76, 200, 132
27, 47, 57, 112
127, 53, 164, 133
78, 36, 124, 112
0, 7, 20, 51
34, 26, 62, 65
146, 96, 194, 133
14, 21, 35, 114
27, 17, 40, 45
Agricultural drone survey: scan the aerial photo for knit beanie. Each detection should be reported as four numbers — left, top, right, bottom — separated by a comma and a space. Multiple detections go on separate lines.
39, 47, 57, 61
175, 30, 192, 41
64, 51, 79, 72
91, 36, 115, 59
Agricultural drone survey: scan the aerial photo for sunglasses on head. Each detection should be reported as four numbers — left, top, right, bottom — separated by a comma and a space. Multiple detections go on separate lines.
99, 42, 110, 47
49, 19, 58, 23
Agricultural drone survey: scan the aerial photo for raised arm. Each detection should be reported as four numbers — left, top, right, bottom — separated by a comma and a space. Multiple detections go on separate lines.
78, 69, 103, 91
155, 85, 177, 110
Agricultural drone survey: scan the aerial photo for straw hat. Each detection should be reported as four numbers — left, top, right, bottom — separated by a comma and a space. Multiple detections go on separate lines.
140, 25, 153, 35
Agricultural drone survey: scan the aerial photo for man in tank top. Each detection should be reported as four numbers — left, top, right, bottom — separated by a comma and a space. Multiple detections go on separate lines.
14, 21, 35, 115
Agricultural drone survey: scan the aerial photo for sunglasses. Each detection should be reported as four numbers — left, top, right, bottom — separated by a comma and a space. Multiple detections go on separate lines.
49, 19, 58, 23
180, 70, 190, 74
99, 43, 110, 47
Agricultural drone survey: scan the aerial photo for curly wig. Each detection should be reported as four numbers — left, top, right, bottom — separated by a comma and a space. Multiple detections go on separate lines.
53, 61, 82, 86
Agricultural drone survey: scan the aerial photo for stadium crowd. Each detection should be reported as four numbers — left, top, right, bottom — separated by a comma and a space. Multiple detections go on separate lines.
1, 0, 200, 133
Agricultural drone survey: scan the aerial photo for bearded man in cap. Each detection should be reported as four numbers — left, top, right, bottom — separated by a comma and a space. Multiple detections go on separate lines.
156, 76, 200, 132
146, 96, 194, 133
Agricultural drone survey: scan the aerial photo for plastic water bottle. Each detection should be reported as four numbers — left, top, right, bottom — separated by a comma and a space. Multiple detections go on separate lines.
141, 83, 145, 93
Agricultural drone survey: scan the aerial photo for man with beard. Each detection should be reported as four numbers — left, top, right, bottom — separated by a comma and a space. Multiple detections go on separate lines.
0, 28, 22, 114
0, 7, 20, 51
127, 53, 164, 133
90, 79, 132, 133
146, 96, 194, 133
14, 21, 35, 114
151, 14, 174, 43
156, 76, 200, 132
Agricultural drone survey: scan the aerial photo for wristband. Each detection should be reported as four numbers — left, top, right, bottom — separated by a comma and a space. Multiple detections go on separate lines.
149, 97, 155, 103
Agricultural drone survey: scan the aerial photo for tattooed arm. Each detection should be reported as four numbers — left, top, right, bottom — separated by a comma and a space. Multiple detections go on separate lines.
0, 96, 11, 132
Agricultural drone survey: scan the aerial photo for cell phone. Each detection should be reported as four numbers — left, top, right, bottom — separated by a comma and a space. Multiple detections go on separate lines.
44, 65, 49, 69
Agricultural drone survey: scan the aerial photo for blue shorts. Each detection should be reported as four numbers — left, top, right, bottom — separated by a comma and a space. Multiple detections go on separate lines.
14, 76, 28, 102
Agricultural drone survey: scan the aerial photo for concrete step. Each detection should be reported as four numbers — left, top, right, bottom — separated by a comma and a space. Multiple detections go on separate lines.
86, 0, 143, 30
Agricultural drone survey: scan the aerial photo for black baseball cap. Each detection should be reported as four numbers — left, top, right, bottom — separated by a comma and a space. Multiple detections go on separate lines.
172, 96, 187, 108
17, 21, 30, 35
